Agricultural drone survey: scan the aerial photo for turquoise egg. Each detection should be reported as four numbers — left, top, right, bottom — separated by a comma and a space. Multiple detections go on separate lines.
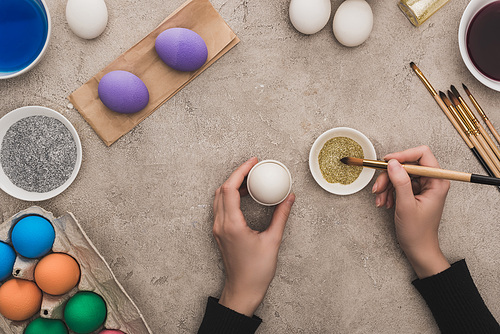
0, 242, 16, 281
11, 215, 55, 258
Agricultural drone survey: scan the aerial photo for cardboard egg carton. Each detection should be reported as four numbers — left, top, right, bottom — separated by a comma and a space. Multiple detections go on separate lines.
0, 206, 152, 334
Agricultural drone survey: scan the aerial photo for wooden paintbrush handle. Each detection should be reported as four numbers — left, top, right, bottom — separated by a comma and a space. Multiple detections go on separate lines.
401, 164, 471, 182
476, 134, 500, 173
485, 119, 500, 146
478, 125, 500, 160
469, 135, 500, 177
358, 158, 500, 186
433, 95, 474, 148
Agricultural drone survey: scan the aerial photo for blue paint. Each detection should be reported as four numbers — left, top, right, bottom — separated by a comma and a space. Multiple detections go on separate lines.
0, 0, 48, 74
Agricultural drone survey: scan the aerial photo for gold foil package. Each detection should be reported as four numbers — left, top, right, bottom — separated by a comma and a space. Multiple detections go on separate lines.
398, 0, 449, 26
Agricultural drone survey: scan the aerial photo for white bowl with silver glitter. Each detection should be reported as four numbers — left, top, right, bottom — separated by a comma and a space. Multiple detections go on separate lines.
0, 106, 82, 201
309, 127, 376, 195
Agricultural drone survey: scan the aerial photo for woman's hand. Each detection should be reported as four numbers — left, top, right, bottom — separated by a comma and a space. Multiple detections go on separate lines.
213, 157, 295, 316
372, 146, 450, 279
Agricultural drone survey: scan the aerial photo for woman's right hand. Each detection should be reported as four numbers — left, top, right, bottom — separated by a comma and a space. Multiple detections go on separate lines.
372, 146, 451, 279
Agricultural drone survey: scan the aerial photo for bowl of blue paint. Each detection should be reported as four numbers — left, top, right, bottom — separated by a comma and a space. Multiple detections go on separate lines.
0, 0, 51, 79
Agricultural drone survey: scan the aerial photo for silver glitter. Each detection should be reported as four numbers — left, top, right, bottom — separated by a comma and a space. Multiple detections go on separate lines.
0, 115, 77, 193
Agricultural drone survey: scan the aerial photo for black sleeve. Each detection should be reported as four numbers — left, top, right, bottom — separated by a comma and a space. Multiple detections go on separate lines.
197, 297, 262, 334
412, 259, 500, 334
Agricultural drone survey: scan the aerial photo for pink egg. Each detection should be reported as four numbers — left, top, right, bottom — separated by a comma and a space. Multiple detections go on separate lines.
99, 330, 126, 334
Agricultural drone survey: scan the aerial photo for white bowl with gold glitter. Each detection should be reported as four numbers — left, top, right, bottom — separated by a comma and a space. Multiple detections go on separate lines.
309, 127, 376, 195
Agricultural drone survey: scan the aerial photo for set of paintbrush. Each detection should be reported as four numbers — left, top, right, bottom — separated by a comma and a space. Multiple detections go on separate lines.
410, 62, 500, 183
341, 62, 500, 188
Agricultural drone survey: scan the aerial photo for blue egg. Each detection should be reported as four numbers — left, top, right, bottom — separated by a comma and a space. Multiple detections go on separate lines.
0, 242, 16, 281
11, 215, 55, 258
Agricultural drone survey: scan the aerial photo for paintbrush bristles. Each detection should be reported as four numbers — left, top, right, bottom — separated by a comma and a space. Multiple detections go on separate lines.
448, 90, 460, 105
462, 83, 471, 95
340, 157, 363, 166
439, 91, 451, 105
450, 85, 462, 99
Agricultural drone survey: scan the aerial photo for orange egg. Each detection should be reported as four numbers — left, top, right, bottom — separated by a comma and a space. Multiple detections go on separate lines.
0, 278, 42, 321
34, 253, 80, 295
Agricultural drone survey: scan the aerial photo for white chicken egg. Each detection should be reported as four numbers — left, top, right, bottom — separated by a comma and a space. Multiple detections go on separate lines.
289, 0, 331, 35
247, 160, 292, 206
332, 0, 373, 47
66, 0, 108, 39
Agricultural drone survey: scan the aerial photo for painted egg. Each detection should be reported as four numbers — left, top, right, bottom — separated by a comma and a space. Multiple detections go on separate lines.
64, 291, 107, 334
289, 0, 331, 35
99, 330, 125, 334
333, 0, 373, 47
11, 215, 55, 259
0, 242, 16, 281
0, 278, 42, 321
98, 70, 150, 114
34, 253, 81, 295
66, 0, 108, 39
155, 28, 208, 72
25, 318, 69, 334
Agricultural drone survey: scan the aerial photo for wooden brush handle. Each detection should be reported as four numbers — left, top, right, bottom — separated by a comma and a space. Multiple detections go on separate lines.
401, 164, 471, 182
358, 158, 500, 186
469, 135, 500, 177
486, 119, 500, 145
434, 95, 474, 148
476, 134, 500, 173
478, 125, 500, 160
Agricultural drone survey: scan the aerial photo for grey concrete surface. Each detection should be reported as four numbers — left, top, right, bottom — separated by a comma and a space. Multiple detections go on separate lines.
1, 0, 499, 333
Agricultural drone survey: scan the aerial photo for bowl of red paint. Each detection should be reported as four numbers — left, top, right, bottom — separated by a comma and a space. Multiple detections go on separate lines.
459, 0, 500, 91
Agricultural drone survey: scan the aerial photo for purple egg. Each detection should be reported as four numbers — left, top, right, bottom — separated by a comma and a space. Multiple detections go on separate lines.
98, 70, 149, 114
155, 28, 208, 72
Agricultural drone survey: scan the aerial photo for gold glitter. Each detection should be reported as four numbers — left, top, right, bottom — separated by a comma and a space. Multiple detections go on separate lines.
318, 137, 364, 185
398, 0, 449, 26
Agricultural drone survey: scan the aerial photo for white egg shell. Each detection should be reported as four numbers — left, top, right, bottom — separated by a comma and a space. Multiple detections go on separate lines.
66, 0, 108, 39
289, 0, 331, 35
333, 0, 373, 47
247, 161, 292, 206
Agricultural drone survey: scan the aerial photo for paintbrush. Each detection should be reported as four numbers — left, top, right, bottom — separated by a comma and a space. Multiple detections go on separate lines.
341, 157, 500, 186
410, 62, 449, 111
463, 84, 500, 145
450, 85, 500, 161
440, 91, 499, 178
448, 90, 500, 174
409, 63, 475, 150
410, 62, 480, 149
409, 62, 499, 175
